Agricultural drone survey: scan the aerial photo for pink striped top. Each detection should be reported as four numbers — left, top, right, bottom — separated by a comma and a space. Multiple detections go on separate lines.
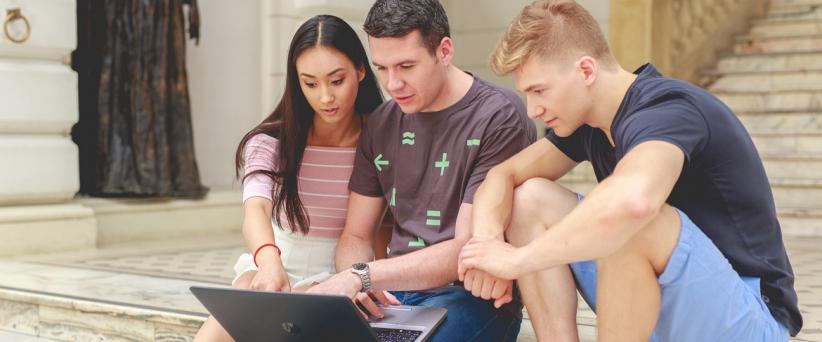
242, 134, 383, 239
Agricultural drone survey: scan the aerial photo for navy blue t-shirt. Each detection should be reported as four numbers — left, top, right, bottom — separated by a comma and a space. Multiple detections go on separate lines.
547, 64, 801, 335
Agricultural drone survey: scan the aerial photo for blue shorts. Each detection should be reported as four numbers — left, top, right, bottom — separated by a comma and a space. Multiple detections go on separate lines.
570, 196, 789, 341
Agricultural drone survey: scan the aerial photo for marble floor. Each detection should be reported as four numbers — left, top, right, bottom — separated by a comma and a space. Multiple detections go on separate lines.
0, 233, 820, 341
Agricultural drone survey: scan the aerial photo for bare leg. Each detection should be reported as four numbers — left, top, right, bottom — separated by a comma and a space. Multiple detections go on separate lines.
193, 271, 257, 342
506, 178, 582, 341
596, 205, 680, 342
508, 178, 684, 342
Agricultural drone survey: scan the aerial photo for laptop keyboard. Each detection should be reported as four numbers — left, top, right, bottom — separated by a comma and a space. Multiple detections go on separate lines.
373, 327, 423, 342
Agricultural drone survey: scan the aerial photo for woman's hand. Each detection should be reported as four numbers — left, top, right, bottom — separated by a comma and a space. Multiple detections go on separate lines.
249, 257, 291, 292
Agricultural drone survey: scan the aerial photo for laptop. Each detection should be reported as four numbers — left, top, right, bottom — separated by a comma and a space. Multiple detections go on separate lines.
190, 286, 447, 342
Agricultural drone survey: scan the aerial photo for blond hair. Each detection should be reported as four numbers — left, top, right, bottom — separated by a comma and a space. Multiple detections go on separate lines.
490, 0, 616, 75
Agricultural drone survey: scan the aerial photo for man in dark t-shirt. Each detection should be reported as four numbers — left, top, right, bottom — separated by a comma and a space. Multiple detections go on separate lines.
306, 1, 536, 341
457, 1, 801, 341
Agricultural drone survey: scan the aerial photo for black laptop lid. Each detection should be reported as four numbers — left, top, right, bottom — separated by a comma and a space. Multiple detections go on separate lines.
191, 286, 378, 342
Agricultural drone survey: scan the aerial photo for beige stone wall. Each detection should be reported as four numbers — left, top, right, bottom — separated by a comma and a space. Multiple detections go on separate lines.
610, 0, 769, 84
445, 0, 610, 92
445, 0, 609, 135
186, 0, 264, 191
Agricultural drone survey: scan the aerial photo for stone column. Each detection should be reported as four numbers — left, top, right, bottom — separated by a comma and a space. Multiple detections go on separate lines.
609, 0, 673, 75
261, 0, 298, 115
0, 0, 96, 256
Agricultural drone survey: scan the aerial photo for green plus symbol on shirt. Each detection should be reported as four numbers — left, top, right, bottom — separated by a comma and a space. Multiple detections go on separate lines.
374, 154, 390, 171
434, 153, 449, 176
426, 210, 441, 226
466, 139, 480, 147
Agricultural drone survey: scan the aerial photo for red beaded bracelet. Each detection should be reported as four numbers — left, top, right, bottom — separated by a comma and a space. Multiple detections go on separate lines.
253, 243, 282, 267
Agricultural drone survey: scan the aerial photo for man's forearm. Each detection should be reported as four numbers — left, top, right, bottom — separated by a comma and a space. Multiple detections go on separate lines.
472, 168, 515, 239
368, 238, 464, 291
520, 176, 662, 274
335, 232, 376, 271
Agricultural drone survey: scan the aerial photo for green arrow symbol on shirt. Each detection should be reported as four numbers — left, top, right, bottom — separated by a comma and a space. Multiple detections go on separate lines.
374, 154, 390, 171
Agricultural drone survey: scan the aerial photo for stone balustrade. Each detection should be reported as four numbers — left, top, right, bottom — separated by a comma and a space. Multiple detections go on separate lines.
610, 0, 769, 84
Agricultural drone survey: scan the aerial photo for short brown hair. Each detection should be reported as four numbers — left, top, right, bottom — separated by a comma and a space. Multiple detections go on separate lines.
490, 0, 616, 75
364, 0, 450, 56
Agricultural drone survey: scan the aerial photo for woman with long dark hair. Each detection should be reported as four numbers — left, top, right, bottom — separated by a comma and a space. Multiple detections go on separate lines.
194, 15, 391, 341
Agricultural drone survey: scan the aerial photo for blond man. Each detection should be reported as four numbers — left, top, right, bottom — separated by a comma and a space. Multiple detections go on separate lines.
457, 1, 801, 340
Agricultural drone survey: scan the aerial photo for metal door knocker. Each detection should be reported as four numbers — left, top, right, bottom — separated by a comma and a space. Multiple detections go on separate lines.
4, 8, 31, 43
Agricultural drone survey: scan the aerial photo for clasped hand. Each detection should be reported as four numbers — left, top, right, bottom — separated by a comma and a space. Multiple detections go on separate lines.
457, 237, 527, 308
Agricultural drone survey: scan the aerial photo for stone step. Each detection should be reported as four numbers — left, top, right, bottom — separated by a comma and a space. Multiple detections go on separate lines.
0, 285, 598, 342
0, 262, 209, 341
753, 16, 822, 29
767, 3, 822, 19
716, 91, 822, 113
762, 153, 822, 179
769, 1, 822, 9
77, 190, 242, 247
712, 51, 822, 74
0, 329, 60, 341
747, 19, 822, 38
709, 70, 822, 92
0, 287, 205, 341
0, 204, 96, 258
0, 257, 597, 342
771, 178, 822, 209
778, 207, 822, 236
750, 130, 822, 154
734, 35, 822, 55
736, 111, 822, 134
770, 0, 822, 6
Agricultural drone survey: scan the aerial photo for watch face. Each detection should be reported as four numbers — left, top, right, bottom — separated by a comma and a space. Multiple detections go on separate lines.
353, 263, 367, 271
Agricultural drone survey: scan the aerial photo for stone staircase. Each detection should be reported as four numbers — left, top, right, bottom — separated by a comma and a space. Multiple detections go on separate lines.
711, 0, 822, 236
561, 0, 822, 237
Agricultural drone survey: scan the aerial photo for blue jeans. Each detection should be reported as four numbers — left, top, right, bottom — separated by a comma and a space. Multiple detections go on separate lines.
390, 285, 522, 342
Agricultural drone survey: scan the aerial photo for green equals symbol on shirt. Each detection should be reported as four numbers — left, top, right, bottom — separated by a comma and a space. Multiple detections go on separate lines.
426, 210, 441, 227
466, 139, 480, 147
402, 132, 416, 145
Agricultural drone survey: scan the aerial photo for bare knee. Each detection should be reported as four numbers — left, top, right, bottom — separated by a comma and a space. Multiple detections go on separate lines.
506, 178, 578, 246
597, 205, 681, 275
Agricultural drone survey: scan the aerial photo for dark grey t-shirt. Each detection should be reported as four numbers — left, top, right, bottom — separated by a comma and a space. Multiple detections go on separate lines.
547, 64, 801, 336
350, 74, 537, 257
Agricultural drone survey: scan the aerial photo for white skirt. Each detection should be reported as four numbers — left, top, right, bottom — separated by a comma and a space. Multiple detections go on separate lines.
233, 225, 337, 289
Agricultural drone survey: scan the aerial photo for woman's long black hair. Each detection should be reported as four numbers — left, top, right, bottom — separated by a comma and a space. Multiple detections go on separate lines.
235, 15, 383, 234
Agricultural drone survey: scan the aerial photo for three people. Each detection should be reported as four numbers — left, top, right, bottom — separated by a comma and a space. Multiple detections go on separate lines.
199, 0, 802, 341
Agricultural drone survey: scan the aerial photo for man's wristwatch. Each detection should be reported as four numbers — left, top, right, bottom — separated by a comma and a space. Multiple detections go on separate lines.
350, 262, 372, 292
